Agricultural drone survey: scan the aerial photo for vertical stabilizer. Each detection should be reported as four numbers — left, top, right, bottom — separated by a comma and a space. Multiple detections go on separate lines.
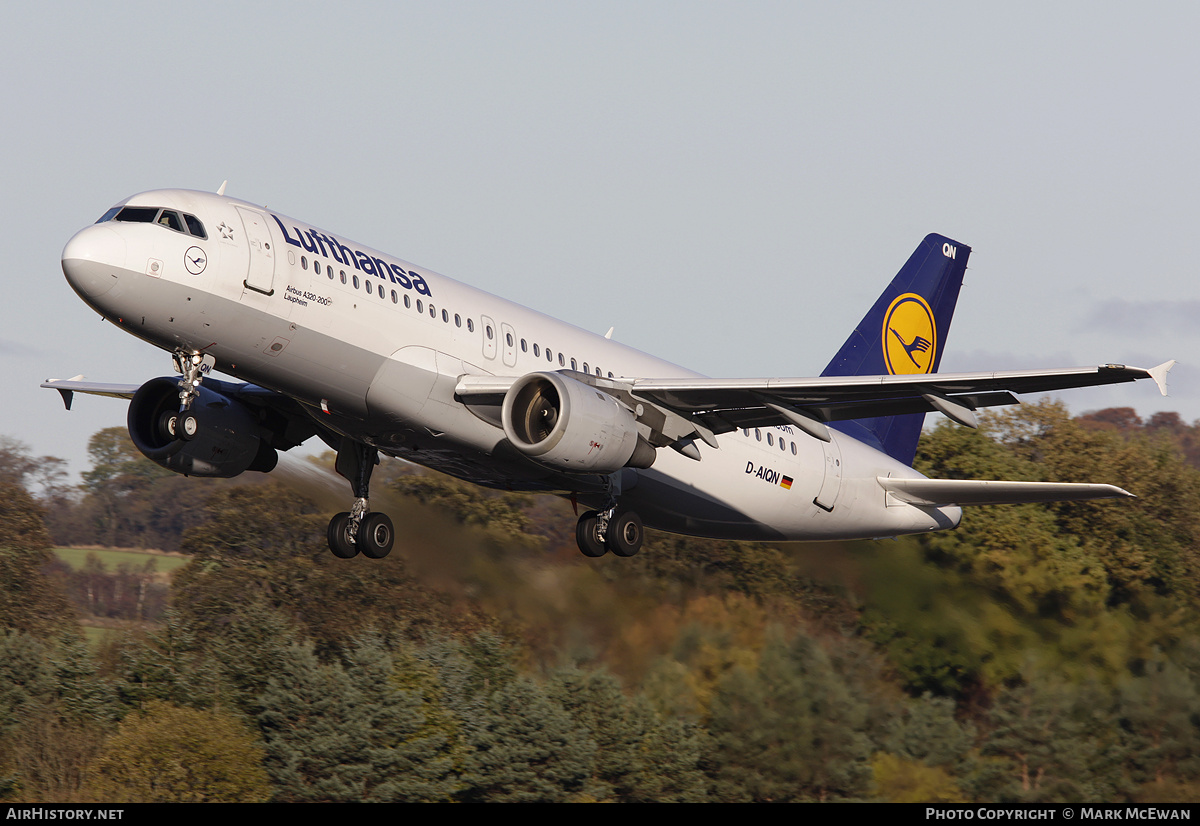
821, 234, 970, 465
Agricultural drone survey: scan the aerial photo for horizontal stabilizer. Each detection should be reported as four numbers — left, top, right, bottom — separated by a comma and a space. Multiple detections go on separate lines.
878, 476, 1133, 506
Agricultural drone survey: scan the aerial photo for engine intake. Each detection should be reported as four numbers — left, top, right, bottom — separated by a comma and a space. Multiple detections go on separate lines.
501, 372, 655, 473
128, 377, 278, 477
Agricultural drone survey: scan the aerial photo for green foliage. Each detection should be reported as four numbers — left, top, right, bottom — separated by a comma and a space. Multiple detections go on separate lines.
87, 701, 269, 802
0, 632, 121, 802
391, 470, 538, 541
173, 484, 472, 650
0, 483, 76, 637
707, 629, 872, 802
872, 753, 966, 802
461, 675, 598, 802
256, 636, 459, 803
978, 668, 1129, 802
546, 665, 708, 802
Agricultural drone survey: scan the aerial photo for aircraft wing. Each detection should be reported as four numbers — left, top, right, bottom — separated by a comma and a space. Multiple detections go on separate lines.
878, 477, 1133, 506
625, 361, 1173, 427
457, 361, 1174, 446
41, 378, 141, 409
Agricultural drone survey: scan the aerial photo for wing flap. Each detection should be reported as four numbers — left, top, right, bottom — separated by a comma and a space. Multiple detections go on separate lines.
878, 476, 1134, 506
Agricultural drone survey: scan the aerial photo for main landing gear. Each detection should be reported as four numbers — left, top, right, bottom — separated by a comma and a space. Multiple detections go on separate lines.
326, 438, 394, 560
575, 508, 644, 558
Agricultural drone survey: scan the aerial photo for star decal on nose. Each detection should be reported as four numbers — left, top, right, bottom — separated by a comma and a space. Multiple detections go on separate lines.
218, 222, 235, 240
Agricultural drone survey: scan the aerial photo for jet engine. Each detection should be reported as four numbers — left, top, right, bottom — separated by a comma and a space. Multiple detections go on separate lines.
501, 372, 655, 473
127, 377, 278, 477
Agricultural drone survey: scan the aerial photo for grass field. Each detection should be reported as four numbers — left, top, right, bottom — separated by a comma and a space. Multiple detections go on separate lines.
52, 547, 190, 575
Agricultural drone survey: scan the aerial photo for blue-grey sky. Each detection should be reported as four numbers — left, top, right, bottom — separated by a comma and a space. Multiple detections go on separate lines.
3, 1, 1196, 479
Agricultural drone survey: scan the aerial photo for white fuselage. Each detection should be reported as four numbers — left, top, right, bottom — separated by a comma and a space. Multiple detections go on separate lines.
62, 189, 960, 541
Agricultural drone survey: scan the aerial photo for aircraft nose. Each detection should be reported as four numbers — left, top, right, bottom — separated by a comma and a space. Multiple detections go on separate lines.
62, 225, 127, 298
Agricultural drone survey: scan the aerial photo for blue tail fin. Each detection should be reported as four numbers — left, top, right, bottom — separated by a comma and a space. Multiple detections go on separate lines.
821, 233, 970, 466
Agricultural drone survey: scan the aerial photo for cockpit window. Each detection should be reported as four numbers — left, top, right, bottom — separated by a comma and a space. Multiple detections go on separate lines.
158, 210, 184, 232
104, 206, 207, 239
184, 214, 207, 239
114, 206, 159, 224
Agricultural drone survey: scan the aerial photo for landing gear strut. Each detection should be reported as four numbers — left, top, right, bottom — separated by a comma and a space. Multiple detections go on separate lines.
160, 350, 215, 442
327, 438, 394, 559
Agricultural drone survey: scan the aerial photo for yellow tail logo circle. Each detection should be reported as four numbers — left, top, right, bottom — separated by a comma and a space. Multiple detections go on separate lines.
882, 293, 936, 375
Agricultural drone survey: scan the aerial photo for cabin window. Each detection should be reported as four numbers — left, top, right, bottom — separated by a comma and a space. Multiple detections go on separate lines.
391, 290, 398, 303
301, 256, 308, 270
571, 358, 577, 371
790, 442, 797, 455
767, 433, 774, 447
429, 304, 436, 318
546, 349, 554, 363
404, 294, 411, 308
353, 275, 360, 289
533, 344, 540, 357
467, 318, 475, 333
583, 362, 589, 374
485, 325, 494, 340
520, 339, 528, 352
558, 353, 565, 367
505, 332, 513, 347
755, 429, 762, 441
442, 309, 449, 323
340, 271, 347, 285
417, 299, 424, 314
455, 313, 462, 327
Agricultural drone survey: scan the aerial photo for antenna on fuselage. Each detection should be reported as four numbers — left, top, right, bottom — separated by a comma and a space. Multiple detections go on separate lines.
604, 327, 614, 339
217, 180, 228, 196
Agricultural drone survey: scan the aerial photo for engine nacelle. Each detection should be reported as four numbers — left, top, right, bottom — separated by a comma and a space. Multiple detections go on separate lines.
501, 372, 655, 473
128, 377, 278, 478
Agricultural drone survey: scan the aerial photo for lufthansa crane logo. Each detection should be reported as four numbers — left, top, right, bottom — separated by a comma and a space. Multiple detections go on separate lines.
882, 293, 936, 374
184, 246, 207, 275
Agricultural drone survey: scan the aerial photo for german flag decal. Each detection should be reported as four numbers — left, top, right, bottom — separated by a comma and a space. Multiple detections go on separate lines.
780, 475, 793, 490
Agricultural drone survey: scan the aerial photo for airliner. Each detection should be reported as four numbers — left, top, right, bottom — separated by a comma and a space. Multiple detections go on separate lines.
45, 187, 1173, 559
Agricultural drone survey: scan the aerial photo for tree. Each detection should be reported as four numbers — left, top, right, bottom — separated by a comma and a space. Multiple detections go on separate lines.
173, 483, 476, 651
460, 675, 598, 802
547, 664, 708, 802
79, 428, 174, 548
256, 637, 458, 802
0, 437, 69, 502
87, 701, 269, 802
0, 482, 76, 637
707, 629, 872, 802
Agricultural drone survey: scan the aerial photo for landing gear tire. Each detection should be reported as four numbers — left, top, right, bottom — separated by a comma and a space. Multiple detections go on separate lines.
327, 512, 358, 559
157, 411, 179, 441
359, 512, 394, 559
575, 511, 608, 558
178, 412, 200, 441
606, 511, 643, 557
